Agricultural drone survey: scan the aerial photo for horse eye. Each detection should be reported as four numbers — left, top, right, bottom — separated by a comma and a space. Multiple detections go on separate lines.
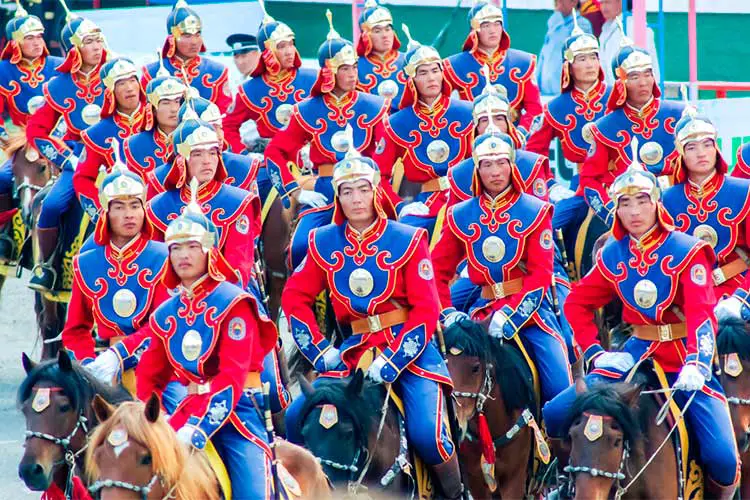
59, 404, 71, 413
613, 438, 622, 448
140, 454, 152, 466
471, 363, 481, 374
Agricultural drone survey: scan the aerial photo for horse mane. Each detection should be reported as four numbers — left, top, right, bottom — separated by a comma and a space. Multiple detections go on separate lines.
443, 319, 536, 418
717, 316, 750, 360
17, 356, 131, 414
85, 401, 220, 500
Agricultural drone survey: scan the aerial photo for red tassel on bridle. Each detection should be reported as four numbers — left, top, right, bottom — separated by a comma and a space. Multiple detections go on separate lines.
477, 411, 495, 464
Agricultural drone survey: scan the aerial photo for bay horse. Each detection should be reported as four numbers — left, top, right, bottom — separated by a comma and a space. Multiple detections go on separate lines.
717, 316, 750, 499
88, 393, 331, 500
564, 377, 679, 499
18, 350, 131, 497
443, 320, 540, 499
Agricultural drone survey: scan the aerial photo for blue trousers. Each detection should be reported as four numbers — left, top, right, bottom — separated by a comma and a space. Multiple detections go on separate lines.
518, 324, 573, 404
38, 169, 75, 229
257, 167, 273, 206
286, 369, 455, 466
0, 159, 12, 194
162, 380, 187, 415
261, 348, 291, 414
212, 389, 273, 499
542, 337, 739, 486
289, 205, 333, 269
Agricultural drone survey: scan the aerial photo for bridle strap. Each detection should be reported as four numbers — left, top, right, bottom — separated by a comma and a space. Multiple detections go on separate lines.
89, 474, 160, 500
727, 396, 750, 406
492, 408, 535, 448
452, 363, 494, 413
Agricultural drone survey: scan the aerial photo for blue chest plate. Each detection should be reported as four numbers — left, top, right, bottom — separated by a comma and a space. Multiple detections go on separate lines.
0, 56, 62, 117
77, 241, 167, 334
357, 53, 407, 107
241, 68, 315, 131
45, 72, 105, 134
84, 117, 128, 165
145, 57, 226, 101
297, 92, 385, 160
446, 49, 533, 101
547, 87, 611, 153
124, 130, 171, 177
222, 151, 253, 189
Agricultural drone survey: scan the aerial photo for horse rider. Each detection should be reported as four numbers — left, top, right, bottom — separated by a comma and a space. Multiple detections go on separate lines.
443, 0, 542, 136
136, 182, 278, 499
525, 18, 611, 239
432, 126, 573, 405
281, 146, 463, 499
73, 57, 149, 219
222, 13, 315, 157
122, 75, 186, 182
225, 32, 260, 81
371, 27, 472, 239
733, 142, 750, 179
26, 12, 107, 292
264, 10, 388, 268
355, 0, 407, 111
541, 148, 740, 499
60, 160, 187, 413
141, 0, 231, 114
0, 4, 62, 261
578, 39, 684, 227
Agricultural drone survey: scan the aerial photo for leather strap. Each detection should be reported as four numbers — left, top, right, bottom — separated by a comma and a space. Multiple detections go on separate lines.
187, 372, 262, 396
351, 309, 410, 335
712, 258, 748, 285
632, 323, 687, 342
421, 176, 450, 193
480, 278, 524, 300
317, 163, 335, 177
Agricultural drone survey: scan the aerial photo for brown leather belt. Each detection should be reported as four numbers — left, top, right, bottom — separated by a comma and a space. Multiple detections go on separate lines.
712, 258, 748, 286
107, 336, 125, 346
187, 372, 262, 396
351, 309, 410, 334
632, 323, 687, 342
317, 163, 335, 177
480, 278, 524, 300
421, 176, 450, 193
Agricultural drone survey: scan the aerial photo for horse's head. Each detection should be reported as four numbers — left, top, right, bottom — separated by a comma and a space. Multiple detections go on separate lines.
717, 317, 750, 452
86, 394, 219, 500
18, 351, 92, 491
298, 371, 389, 487
564, 378, 641, 500
5, 136, 51, 221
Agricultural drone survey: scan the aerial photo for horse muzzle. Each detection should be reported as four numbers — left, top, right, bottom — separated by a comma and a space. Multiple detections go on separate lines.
18, 458, 53, 491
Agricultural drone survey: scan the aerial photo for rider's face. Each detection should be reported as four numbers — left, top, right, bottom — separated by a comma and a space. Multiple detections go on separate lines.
477, 21, 503, 51
334, 64, 359, 93
369, 25, 395, 55
78, 35, 104, 68
571, 53, 600, 87
616, 193, 657, 239
683, 138, 717, 179
175, 32, 203, 59
113, 76, 140, 113
275, 40, 297, 70
478, 158, 512, 197
20, 34, 45, 60
155, 97, 182, 129
338, 179, 375, 227
187, 148, 219, 184
169, 241, 208, 284
624, 69, 655, 108
475, 114, 508, 135
413, 63, 443, 101
107, 198, 144, 240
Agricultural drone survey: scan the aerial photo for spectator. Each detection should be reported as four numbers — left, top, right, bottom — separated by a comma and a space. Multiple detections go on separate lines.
599, 0, 660, 85
580, 0, 605, 36
537, 0, 593, 96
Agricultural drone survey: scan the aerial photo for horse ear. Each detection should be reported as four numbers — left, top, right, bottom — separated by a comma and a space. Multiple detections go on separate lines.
57, 350, 73, 372
144, 393, 161, 423
21, 352, 37, 374
574, 377, 588, 395
621, 384, 642, 408
92, 394, 115, 423
347, 369, 365, 397
298, 375, 316, 398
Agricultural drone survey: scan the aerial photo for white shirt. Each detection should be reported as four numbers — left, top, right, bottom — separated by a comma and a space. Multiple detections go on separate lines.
599, 15, 661, 86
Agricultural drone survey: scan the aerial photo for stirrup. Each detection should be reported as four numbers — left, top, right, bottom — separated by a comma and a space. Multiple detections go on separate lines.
28, 264, 57, 292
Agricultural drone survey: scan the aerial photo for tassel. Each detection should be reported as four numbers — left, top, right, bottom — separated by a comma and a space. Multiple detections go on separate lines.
477, 411, 495, 465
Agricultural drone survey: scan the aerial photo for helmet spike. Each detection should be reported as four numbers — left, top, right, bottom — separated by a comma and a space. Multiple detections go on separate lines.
174, 0, 189, 9
629, 137, 643, 171
364, 0, 378, 8
679, 83, 698, 118
108, 138, 128, 175
186, 176, 202, 215
14, 0, 28, 18
257, 0, 275, 25
343, 124, 361, 160
401, 23, 419, 52
325, 9, 340, 41
481, 64, 493, 96
156, 48, 169, 78
571, 9, 584, 37
57, 0, 74, 22
616, 15, 634, 48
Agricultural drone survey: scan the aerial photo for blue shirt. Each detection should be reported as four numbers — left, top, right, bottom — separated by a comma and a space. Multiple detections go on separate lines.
537, 11, 593, 96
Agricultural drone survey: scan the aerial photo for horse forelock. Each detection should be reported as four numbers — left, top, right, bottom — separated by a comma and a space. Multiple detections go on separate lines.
3, 130, 27, 158
564, 382, 643, 446
717, 317, 750, 360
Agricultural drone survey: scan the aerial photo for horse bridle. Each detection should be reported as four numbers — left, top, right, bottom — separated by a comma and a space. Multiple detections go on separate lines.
88, 474, 172, 500
452, 362, 495, 414
24, 385, 90, 500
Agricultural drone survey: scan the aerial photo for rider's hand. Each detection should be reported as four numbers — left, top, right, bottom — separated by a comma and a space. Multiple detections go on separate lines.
321, 347, 342, 372
365, 355, 387, 384
673, 364, 705, 392
714, 296, 743, 321
443, 310, 470, 329
548, 184, 575, 204
593, 352, 635, 372
176, 425, 197, 447
398, 202, 430, 219
487, 310, 514, 340
85, 348, 121, 385
293, 189, 328, 208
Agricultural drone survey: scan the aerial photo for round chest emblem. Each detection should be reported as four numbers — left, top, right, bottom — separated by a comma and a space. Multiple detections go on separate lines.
634, 279, 658, 309
426, 139, 450, 164
349, 268, 374, 297
693, 224, 718, 248
81, 103, 102, 126
112, 289, 137, 318
639, 141, 664, 166
481, 236, 506, 263
275, 104, 294, 127
181, 330, 203, 362
377, 79, 399, 99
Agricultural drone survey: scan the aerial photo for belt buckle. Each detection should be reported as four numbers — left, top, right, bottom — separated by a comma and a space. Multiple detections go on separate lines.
368, 315, 382, 333
712, 267, 726, 286
438, 176, 450, 191
657, 324, 672, 342
197, 382, 211, 395
492, 282, 506, 299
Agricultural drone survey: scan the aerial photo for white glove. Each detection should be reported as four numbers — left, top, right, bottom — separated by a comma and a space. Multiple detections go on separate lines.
443, 311, 470, 329
322, 347, 342, 372
176, 425, 196, 446
548, 184, 575, 203
239, 120, 260, 150
294, 189, 329, 208
594, 352, 635, 372
86, 348, 121, 385
487, 310, 510, 339
714, 296, 743, 321
398, 202, 430, 219
673, 364, 705, 392
365, 355, 387, 384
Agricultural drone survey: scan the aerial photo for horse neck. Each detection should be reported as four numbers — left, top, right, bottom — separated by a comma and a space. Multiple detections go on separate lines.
364, 404, 402, 485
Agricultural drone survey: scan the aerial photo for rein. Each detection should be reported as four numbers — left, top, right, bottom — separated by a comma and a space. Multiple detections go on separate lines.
727, 396, 750, 406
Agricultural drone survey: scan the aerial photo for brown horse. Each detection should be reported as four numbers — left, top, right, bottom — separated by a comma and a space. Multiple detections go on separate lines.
443, 320, 539, 499
88, 393, 331, 500
18, 350, 131, 495
564, 377, 679, 500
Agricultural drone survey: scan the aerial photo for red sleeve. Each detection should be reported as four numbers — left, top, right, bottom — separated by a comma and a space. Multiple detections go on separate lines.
430, 216, 467, 311
213, 69, 232, 115
264, 110, 310, 193
281, 247, 328, 346
371, 119, 404, 209
518, 78, 543, 132
222, 93, 256, 154
140, 70, 152, 91
677, 250, 717, 359
135, 323, 173, 403
525, 114, 556, 156
72, 141, 107, 208
222, 202, 258, 289
26, 102, 64, 151
60, 268, 96, 363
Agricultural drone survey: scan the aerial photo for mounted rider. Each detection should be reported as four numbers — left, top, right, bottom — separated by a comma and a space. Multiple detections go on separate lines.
264, 10, 388, 268
26, 11, 107, 292
73, 57, 149, 219
355, 0, 407, 111
122, 73, 186, 181
0, 3, 62, 261
443, 0, 542, 135
371, 26, 472, 239
136, 180, 277, 499
542, 144, 740, 499
281, 144, 463, 499
61, 159, 186, 413
141, 0, 231, 114
579, 32, 684, 227
432, 124, 573, 405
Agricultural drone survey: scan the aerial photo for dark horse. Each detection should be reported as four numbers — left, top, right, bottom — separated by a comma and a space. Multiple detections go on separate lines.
563, 376, 679, 499
717, 316, 750, 499
443, 320, 540, 499
18, 350, 131, 496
